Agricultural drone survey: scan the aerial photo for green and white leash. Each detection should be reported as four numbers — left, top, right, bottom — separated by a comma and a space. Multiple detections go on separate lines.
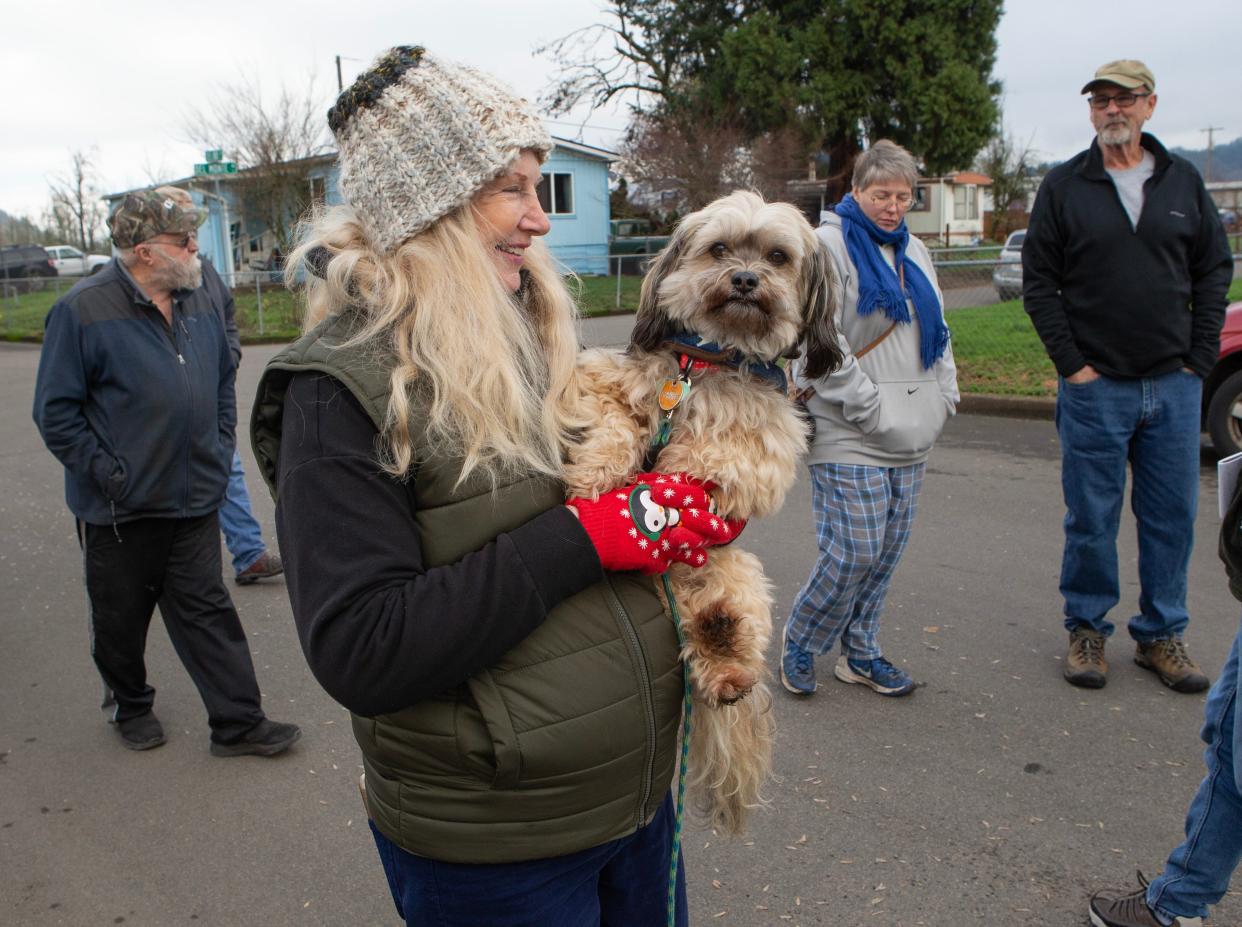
660, 573, 692, 927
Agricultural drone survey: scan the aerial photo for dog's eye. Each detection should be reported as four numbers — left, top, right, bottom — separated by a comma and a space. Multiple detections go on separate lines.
710, 242, 727, 259
768, 250, 788, 266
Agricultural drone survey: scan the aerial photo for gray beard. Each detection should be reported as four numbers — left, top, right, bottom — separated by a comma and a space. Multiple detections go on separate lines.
154, 254, 203, 291
1099, 124, 1133, 146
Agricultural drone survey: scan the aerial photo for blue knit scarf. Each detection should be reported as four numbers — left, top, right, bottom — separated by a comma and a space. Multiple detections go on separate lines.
834, 194, 949, 370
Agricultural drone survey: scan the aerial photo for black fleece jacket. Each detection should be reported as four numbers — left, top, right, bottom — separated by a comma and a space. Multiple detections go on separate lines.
1022, 133, 1233, 379
273, 371, 604, 717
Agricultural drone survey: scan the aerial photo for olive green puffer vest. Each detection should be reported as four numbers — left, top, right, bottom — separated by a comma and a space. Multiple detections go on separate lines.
251, 312, 683, 863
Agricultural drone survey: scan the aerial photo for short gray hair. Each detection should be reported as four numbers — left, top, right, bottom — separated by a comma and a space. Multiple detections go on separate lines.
851, 140, 920, 192
117, 246, 138, 268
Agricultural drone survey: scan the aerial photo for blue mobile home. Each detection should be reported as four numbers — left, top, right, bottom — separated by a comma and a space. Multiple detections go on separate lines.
104, 136, 615, 279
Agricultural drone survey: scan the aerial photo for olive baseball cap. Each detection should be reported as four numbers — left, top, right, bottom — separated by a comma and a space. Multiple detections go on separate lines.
108, 187, 207, 248
1081, 59, 1156, 95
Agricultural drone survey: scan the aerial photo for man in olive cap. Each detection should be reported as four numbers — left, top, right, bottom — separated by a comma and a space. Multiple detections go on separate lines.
32, 187, 300, 757
1024, 60, 1232, 697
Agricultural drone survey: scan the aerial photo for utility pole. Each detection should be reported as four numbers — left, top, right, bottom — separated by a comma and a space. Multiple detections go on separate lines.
1201, 125, 1224, 182
336, 55, 343, 93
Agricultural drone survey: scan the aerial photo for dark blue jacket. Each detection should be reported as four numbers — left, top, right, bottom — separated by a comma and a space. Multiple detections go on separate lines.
32, 258, 236, 525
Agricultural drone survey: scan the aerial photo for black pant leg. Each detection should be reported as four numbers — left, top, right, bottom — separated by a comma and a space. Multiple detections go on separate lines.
157, 512, 264, 743
81, 518, 166, 723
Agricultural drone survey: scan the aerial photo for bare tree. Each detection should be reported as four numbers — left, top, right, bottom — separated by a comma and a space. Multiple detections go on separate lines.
619, 108, 814, 221
620, 111, 749, 217
743, 128, 816, 204
183, 74, 330, 251
537, 1, 736, 116
978, 127, 1034, 241
47, 149, 108, 251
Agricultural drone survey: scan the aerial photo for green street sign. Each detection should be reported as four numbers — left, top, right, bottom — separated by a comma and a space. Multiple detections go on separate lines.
193, 162, 238, 176
205, 149, 224, 163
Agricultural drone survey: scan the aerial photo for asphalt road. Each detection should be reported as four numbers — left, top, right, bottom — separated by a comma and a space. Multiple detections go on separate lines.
3, 325, 1240, 927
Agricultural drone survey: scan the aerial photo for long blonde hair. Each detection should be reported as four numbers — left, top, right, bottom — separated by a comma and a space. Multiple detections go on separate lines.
286, 202, 585, 486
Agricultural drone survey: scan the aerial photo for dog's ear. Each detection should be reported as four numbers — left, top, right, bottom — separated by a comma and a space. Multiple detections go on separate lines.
798, 243, 844, 381
629, 216, 695, 353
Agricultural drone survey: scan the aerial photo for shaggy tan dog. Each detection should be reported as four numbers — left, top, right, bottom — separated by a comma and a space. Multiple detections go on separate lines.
564, 190, 841, 833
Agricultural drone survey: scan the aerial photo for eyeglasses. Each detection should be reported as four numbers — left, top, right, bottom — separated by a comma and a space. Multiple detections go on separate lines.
1087, 91, 1150, 110
866, 191, 916, 210
142, 231, 197, 250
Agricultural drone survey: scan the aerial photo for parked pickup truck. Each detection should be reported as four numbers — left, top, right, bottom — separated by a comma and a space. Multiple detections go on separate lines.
609, 218, 670, 273
46, 244, 110, 276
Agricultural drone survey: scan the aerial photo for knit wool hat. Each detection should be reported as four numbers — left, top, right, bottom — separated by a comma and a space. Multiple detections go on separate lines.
328, 46, 552, 254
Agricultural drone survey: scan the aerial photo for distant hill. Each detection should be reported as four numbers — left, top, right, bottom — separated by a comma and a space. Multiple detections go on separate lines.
1171, 136, 1242, 182
0, 208, 49, 246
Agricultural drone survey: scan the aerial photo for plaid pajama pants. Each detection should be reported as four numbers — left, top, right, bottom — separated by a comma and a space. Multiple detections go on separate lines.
785, 462, 926, 660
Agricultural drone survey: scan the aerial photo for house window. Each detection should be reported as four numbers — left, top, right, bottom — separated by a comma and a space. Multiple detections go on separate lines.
309, 176, 326, 204
953, 185, 978, 220
909, 186, 930, 212
538, 172, 574, 215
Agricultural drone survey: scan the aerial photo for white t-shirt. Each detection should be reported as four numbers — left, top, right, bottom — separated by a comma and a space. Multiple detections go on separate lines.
1106, 149, 1156, 230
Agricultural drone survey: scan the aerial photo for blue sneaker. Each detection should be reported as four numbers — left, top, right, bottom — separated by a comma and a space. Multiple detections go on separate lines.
834, 655, 915, 696
780, 637, 817, 695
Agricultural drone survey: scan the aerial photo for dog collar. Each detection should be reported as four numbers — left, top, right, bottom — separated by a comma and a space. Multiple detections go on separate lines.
643, 334, 789, 470
660, 334, 788, 394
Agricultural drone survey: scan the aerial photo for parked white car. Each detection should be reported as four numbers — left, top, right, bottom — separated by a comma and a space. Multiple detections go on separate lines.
991, 229, 1025, 301
46, 245, 110, 276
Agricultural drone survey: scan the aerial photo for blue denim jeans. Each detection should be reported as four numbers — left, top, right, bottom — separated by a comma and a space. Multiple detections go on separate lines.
369, 793, 688, 926
1147, 613, 1242, 921
1055, 369, 1201, 641
218, 449, 266, 576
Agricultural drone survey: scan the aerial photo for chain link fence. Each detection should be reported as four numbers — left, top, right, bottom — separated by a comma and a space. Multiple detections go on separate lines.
5, 254, 1242, 398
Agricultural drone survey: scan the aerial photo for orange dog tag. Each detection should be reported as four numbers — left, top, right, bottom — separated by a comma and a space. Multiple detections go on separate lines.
658, 379, 690, 411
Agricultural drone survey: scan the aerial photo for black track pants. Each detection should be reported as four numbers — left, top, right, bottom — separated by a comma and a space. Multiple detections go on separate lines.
80, 512, 264, 742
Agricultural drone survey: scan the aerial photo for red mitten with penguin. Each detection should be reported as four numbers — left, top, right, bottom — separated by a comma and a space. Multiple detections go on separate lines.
568, 472, 746, 574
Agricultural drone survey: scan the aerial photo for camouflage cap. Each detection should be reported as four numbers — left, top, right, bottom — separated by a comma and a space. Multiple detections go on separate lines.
108, 188, 207, 248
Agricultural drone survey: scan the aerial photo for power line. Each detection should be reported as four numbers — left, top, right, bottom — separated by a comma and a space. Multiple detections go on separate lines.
543, 117, 627, 134
1202, 125, 1225, 182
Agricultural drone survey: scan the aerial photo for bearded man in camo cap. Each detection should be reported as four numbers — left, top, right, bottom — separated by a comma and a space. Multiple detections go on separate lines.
31, 186, 301, 758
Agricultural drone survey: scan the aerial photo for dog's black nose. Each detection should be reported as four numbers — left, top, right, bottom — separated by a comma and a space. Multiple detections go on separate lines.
732, 270, 759, 293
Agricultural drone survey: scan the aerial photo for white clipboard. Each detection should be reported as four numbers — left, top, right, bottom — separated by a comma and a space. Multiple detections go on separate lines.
1219, 451, 1242, 518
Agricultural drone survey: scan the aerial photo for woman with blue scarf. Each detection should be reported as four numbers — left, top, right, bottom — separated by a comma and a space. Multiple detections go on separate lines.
781, 140, 959, 699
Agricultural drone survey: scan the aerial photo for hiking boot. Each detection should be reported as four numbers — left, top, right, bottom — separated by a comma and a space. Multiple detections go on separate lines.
117, 712, 166, 751
235, 551, 284, 585
1065, 627, 1108, 689
780, 637, 817, 695
833, 655, 915, 696
1135, 638, 1210, 693
210, 719, 302, 758
1089, 871, 1203, 926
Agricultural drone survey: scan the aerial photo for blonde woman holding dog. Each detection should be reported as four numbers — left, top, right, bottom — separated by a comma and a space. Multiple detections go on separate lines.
249, 46, 733, 927
782, 139, 959, 699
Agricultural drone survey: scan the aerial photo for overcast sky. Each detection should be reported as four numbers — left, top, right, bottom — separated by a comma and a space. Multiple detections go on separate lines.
3, 0, 1239, 223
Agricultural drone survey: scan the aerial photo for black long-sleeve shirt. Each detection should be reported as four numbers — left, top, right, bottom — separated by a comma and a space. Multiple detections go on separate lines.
1022, 133, 1233, 379
274, 372, 603, 717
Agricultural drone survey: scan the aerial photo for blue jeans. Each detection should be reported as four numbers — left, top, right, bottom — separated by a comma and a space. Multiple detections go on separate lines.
369, 793, 687, 926
1147, 613, 1242, 921
1055, 370, 1201, 641
218, 449, 266, 576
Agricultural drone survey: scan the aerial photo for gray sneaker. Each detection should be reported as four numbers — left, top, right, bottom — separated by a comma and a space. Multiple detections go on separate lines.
1065, 627, 1108, 689
1089, 872, 1202, 926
